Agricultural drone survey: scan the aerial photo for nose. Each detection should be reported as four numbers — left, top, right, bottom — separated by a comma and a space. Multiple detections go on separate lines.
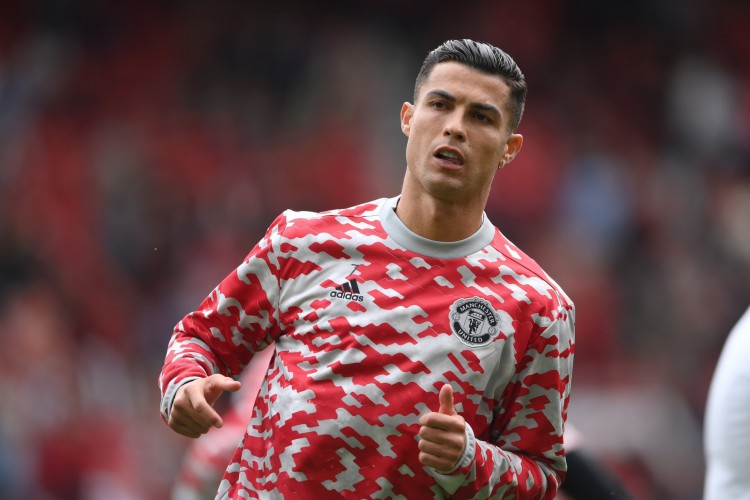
443, 113, 466, 141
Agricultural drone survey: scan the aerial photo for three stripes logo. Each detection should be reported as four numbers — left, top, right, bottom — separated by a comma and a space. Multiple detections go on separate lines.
329, 278, 365, 302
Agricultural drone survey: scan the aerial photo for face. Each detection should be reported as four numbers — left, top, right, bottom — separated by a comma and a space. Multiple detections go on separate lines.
401, 61, 523, 205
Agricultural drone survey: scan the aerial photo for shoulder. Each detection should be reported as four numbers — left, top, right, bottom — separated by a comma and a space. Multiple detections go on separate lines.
272, 198, 388, 238
490, 228, 575, 319
254, 199, 389, 256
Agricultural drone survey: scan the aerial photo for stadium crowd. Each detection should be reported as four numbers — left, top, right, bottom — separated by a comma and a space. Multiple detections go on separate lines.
0, 0, 748, 498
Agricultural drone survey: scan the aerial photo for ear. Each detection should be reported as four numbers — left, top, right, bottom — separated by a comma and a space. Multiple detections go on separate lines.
498, 133, 523, 169
400, 102, 414, 137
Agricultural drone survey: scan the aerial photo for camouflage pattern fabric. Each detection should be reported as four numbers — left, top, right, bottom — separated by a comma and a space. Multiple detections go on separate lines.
160, 197, 575, 499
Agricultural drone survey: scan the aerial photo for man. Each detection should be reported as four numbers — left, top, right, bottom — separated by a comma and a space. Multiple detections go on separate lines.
160, 39, 575, 499
704, 305, 750, 500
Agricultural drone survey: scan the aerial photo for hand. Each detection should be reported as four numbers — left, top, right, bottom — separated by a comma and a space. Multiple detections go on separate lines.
418, 384, 467, 472
168, 374, 242, 438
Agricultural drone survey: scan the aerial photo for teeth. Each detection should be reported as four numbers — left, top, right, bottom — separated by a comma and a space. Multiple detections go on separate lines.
439, 151, 459, 160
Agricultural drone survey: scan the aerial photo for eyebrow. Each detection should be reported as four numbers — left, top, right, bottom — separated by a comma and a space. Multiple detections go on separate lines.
424, 89, 502, 119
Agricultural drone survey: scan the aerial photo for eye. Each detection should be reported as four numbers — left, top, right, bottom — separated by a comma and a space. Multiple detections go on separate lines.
430, 100, 448, 110
473, 112, 493, 123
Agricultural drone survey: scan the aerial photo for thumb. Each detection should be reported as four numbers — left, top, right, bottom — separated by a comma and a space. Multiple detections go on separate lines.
204, 374, 242, 405
438, 384, 457, 416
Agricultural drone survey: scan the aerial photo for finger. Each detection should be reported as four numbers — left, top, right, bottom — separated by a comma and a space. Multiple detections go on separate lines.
170, 405, 214, 434
438, 384, 456, 416
204, 375, 242, 404
418, 451, 457, 473
419, 412, 465, 432
170, 421, 202, 439
418, 425, 466, 449
190, 397, 225, 428
206, 374, 242, 393
418, 436, 464, 460
169, 407, 208, 436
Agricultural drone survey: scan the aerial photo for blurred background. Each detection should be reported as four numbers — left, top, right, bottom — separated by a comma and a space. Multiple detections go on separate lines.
0, 0, 749, 498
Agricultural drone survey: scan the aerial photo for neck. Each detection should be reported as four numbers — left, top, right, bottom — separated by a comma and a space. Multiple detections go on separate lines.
395, 189, 486, 242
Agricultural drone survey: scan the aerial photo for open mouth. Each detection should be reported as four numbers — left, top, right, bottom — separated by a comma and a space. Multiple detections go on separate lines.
434, 148, 464, 166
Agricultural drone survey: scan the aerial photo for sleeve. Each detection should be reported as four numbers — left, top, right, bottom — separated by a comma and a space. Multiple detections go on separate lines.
429, 304, 575, 499
158, 213, 287, 423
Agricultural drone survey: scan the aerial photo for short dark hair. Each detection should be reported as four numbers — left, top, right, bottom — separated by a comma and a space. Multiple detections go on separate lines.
414, 39, 527, 132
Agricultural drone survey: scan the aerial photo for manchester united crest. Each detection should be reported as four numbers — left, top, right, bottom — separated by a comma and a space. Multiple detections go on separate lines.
449, 297, 500, 347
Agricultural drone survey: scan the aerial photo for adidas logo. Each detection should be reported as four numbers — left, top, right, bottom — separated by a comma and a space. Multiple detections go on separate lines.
329, 279, 365, 302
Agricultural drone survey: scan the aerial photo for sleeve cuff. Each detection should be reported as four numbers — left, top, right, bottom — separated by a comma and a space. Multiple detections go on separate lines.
426, 422, 476, 493
160, 376, 201, 422
444, 421, 476, 474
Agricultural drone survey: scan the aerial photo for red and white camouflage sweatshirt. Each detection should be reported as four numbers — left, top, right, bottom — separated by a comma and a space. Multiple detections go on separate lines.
159, 196, 575, 499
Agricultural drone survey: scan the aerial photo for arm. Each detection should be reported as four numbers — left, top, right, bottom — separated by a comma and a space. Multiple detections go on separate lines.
158, 214, 286, 432
422, 310, 575, 499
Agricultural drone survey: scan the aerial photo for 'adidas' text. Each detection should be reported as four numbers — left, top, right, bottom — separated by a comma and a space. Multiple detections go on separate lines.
330, 279, 365, 302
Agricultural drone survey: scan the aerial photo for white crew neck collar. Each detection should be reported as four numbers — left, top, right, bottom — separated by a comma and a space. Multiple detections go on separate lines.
379, 196, 495, 259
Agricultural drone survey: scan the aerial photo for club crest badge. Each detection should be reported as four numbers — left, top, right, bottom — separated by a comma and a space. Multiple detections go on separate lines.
449, 297, 500, 347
